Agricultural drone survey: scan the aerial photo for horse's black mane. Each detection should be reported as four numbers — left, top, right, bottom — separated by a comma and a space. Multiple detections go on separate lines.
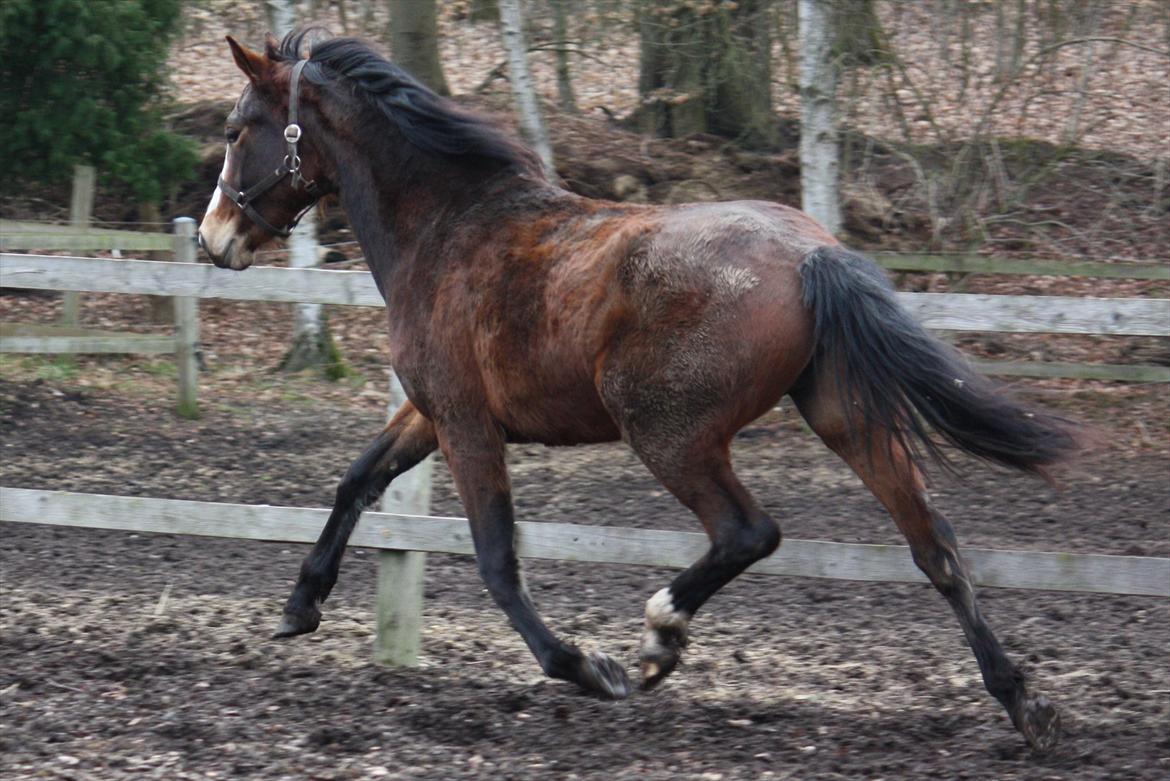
274, 29, 543, 178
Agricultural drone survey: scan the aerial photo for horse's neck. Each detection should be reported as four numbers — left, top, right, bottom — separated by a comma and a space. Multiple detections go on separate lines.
333, 147, 456, 253
335, 147, 538, 287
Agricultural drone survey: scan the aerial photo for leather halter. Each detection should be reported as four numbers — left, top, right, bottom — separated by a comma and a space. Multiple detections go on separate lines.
217, 59, 321, 239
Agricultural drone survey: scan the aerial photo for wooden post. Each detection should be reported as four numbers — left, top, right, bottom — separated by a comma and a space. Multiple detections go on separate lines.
61, 165, 96, 326
171, 218, 199, 419
374, 370, 433, 666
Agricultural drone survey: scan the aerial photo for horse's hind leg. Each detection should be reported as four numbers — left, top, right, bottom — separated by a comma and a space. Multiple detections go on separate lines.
275, 402, 436, 638
625, 436, 781, 689
791, 387, 1060, 751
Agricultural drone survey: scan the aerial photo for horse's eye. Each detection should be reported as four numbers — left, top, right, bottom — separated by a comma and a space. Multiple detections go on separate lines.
225, 128, 241, 144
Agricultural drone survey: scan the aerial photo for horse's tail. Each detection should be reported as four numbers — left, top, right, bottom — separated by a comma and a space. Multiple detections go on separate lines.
796, 245, 1077, 476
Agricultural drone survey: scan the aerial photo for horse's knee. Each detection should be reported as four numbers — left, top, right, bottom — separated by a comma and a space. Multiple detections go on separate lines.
751, 516, 782, 559
722, 515, 781, 563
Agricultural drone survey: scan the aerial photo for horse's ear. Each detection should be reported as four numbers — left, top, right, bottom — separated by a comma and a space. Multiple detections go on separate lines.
226, 35, 269, 83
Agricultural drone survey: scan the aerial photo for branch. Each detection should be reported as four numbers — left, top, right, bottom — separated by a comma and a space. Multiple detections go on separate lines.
973, 36, 1169, 141
1051, 36, 1168, 58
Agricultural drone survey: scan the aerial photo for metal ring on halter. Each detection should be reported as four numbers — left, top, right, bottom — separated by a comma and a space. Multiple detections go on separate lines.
284, 124, 302, 144
284, 154, 302, 172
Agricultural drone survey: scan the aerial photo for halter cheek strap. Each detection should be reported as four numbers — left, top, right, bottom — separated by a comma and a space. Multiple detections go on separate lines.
218, 58, 322, 239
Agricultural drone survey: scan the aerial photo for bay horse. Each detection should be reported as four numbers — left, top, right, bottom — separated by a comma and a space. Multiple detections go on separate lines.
198, 31, 1077, 751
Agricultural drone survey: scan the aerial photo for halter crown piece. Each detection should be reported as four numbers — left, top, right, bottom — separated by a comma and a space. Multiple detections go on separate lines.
217, 58, 322, 239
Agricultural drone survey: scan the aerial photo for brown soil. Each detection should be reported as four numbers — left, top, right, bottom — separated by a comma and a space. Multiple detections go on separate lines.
2, 6, 1167, 777
1, 360, 1167, 780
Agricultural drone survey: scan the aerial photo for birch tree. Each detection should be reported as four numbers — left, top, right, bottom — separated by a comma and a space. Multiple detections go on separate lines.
498, 0, 556, 176
798, 0, 841, 236
267, 2, 347, 376
551, 0, 578, 113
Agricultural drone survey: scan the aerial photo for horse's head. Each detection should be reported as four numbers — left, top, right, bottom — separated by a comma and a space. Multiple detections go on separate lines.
198, 36, 329, 270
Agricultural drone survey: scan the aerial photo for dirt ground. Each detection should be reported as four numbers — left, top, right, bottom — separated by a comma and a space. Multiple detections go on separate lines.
1, 347, 1167, 780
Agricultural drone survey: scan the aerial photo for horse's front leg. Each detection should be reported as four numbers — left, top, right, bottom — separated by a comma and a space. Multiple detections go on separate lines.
438, 420, 631, 699
275, 402, 436, 638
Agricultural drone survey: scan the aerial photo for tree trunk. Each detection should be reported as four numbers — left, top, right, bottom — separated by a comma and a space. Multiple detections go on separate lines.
551, 0, 578, 113
833, 0, 890, 66
269, 1, 349, 378
138, 200, 173, 323
798, 0, 841, 236
992, 0, 1028, 84
634, 0, 777, 147
388, 0, 450, 95
276, 209, 350, 379
265, 0, 294, 36
499, 0, 556, 176
1063, 0, 1104, 144
469, 0, 498, 23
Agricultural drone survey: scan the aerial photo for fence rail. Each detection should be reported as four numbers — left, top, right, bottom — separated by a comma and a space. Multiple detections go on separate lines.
0, 219, 173, 253
3, 487, 1166, 598
4, 253, 1167, 337
873, 253, 1169, 281
0, 323, 175, 355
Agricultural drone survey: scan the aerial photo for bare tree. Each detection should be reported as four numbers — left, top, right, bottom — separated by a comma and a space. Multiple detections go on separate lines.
994, 0, 1028, 84
551, 0, 578, 113
499, 0, 556, 176
267, 3, 347, 376
1063, 0, 1105, 143
798, 0, 841, 235
469, 0, 498, 23
635, 0, 777, 147
833, 0, 890, 66
388, 0, 450, 95
264, 0, 294, 36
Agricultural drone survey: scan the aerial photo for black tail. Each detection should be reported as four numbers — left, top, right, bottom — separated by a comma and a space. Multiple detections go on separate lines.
798, 246, 1077, 476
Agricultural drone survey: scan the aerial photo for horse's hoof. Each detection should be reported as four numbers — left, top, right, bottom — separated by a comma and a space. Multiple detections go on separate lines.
639, 624, 685, 690
639, 648, 680, 690
273, 605, 321, 639
577, 651, 631, 700
1017, 696, 1061, 753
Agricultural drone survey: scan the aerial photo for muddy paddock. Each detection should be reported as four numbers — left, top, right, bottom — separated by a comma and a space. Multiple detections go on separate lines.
1, 371, 1167, 780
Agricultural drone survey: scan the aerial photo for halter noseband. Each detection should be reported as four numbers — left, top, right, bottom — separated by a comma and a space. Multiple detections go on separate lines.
217, 58, 322, 239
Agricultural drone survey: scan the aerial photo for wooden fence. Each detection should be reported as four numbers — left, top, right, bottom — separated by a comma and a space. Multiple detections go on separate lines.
2, 487, 1166, 666
4, 253, 1167, 335
2, 243, 1167, 665
0, 214, 200, 418
2, 226, 1166, 384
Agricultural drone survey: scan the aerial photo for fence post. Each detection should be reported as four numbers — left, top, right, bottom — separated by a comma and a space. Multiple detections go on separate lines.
61, 165, 96, 326
374, 370, 432, 666
171, 218, 199, 419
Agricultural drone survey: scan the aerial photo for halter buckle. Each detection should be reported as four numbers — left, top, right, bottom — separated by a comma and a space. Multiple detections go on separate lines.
284, 123, 302, 144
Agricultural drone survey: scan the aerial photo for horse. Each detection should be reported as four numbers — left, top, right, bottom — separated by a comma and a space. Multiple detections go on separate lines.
197, 30, 1077, 751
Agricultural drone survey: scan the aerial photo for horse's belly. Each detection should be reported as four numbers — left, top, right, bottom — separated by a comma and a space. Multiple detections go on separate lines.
485, 364, 621, 446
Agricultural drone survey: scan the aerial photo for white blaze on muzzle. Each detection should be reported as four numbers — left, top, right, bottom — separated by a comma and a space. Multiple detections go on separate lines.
198, 145, 243, 263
